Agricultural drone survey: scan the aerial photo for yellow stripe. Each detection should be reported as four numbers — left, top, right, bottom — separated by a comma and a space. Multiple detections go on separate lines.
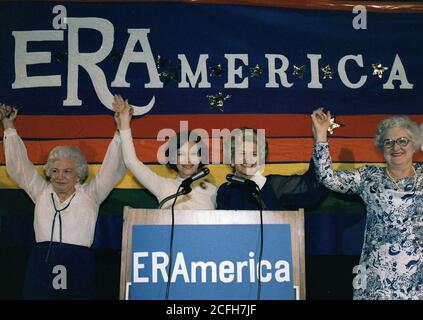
0, 163, 387, 189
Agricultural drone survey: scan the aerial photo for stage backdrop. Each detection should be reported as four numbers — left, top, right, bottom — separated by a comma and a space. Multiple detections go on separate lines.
0, 0, 422, 257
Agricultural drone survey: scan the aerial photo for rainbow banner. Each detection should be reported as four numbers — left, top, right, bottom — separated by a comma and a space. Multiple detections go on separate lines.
0, 0, 422, 254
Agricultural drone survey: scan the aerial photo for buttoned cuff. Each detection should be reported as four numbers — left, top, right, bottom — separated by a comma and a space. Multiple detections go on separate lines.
119, 128, 132, 140
3, 128, 17, 137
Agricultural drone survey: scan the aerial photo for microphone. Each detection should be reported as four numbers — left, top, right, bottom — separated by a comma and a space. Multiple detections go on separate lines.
159, 167, 210, 209
180, 167, 210, 192
226, 174, 259, 190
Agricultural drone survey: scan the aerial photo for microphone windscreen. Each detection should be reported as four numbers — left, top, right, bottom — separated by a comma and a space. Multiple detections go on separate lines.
226, 174, 246, 184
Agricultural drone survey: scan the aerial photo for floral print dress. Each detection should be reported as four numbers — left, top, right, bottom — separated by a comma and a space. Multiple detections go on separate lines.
313, 142, 422, 300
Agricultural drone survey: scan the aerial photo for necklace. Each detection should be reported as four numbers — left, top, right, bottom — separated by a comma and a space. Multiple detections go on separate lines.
386, 166, 417, 192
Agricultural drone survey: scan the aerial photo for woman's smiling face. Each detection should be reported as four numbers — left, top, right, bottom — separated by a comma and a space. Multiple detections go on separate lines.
382, 127, 415, 170
49, 158, 79, 194
233, 141, 261, 179
176, 140, 201, 178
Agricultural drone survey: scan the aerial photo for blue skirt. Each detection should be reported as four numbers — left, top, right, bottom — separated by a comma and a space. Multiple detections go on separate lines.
23, 242, 96, 300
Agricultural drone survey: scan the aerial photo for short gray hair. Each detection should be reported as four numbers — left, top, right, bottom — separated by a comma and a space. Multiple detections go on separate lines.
374, 116, 423, 152
44, 146, 88, 182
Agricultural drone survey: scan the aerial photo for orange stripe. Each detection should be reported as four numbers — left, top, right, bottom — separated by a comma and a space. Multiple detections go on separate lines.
1, 137, 422, 164
2, 114, 423, 139
3, 1, 422, 13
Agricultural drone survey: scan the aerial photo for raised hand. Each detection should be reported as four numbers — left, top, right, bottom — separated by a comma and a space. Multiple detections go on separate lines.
112, 95, 133, 131
0, 103, 18, 130
311, 107, 331, 142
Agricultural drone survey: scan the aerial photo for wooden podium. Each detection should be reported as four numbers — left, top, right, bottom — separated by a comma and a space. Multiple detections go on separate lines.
119, 208, 306, 300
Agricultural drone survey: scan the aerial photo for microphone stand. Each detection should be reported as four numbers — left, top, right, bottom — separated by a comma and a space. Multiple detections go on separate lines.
164, 183, 192, 300
250, 185, 265, 301
158, 188, 190, 209
226, 174, 265, 299
229, 175, 265, 300
160, 168, 208, 209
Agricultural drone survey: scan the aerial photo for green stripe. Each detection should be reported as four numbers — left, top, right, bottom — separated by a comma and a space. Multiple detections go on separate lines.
0, 189, 365, 216
99, 189, 159, 215
1, 163, 386, 189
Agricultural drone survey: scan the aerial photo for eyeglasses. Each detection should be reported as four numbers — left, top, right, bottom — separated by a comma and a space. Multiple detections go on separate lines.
382, 137, 410, 149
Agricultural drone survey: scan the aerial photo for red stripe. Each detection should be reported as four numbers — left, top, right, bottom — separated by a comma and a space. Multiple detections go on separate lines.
2, 114, 423, 139
1, 137, 422, 164
3, 1, 422, 13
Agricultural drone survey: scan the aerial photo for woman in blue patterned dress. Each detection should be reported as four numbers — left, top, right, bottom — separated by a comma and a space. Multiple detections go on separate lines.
311, 108, 422, 300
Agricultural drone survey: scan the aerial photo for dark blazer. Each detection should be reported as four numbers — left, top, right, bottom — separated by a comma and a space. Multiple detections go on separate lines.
216, 161, 327, 210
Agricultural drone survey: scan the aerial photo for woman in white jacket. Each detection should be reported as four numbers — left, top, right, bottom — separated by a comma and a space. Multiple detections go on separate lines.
113, 95, 217, 210
1, 103, 125, 299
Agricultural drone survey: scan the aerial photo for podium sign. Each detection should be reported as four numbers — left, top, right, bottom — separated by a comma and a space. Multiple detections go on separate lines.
120, 209, 306, 300
131, 224, 294, 299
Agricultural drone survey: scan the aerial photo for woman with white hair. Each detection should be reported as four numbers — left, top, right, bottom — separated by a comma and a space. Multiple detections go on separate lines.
311, 107, 423, 300
0, 103, 125, 299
